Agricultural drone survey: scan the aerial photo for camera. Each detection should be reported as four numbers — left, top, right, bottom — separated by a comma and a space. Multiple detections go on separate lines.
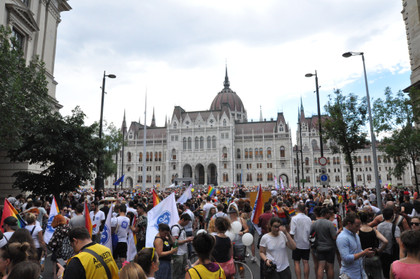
266, 261, 277, 273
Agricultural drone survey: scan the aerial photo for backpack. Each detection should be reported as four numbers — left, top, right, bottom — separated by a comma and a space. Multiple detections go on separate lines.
57, 235, 73, 260
171, 224, 185, 239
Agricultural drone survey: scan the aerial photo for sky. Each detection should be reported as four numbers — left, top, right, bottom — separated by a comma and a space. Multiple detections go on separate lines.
54, 0, 411, 144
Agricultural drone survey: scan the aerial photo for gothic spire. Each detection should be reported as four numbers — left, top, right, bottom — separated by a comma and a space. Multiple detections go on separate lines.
151, 107, 156, 127
224, 64, 230, 89
259, 105, 263, 121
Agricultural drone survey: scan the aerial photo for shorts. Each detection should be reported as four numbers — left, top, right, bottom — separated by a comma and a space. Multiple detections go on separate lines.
292, 248, 310, 261
316, 249, 335, 264
115, 242, 128, 258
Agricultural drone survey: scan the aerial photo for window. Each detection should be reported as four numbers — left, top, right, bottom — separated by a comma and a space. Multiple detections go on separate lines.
183, 138, 187, 150
224, 163, 227, 169
139, 152, 143, 162
172, 149, 176, 160
367, 174, 371, 181
280, 146, 285, 158
254, 148, 258, 159
259, 148, 263, 159
138, 176, 143, 183
378, 156, 381, 163
237, 174, 241, 182
159, 152, 162, 161
200, 137, 204, 150
11, 28, 25, 51
257, 173, 263, 182
223, 173, 229, 182
155, 175, 161, 183
267, 147, 272, 159
305, 157, 309, 166
236, 149, 241, 159
207, 136, 211, 149
195, 137, 199, 150
245, 148, 248, 159
246, 173, 253, 182
155, 152, 158, 161
279, 125, 284, 132
222, 147, 228, 159
212, 136, 216, 149
267, 173, 273, 181
223, 119, 227, 126
267, 163, 272, 168
188, 137, 192, 150
21, 0, 30, 7
306, 176, 310, 183
146, 175, 152, 183
335, 176, 340, 182
127, 152, 132, 162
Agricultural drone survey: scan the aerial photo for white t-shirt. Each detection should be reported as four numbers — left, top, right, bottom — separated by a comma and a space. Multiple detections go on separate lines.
260, 232, 290, 272
116, 216, 130, 243
203, 202, 215, 218
0, 231, 14, 248
25, 224, 43, 248
290, 213, 312, 250
184, 209, 194, 232
171, 224, 187, 256
90, 210, 106, 235
126, 206, 138, 217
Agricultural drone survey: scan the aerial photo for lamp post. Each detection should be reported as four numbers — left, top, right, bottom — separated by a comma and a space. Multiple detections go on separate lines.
305, 71, 324, 157
342, 52, 382, 210
96, 71, 116, 196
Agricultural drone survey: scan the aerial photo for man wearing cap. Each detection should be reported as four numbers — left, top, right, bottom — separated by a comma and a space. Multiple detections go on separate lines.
0, 216, 18, 248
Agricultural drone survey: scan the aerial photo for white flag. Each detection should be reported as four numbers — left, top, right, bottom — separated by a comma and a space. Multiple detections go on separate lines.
280, 177, 285, 190
126, 222, 137, 261
44, 196, 59, 244
145, 193, 179, 247
100, 204, 114, 253
274, 176, 279, 190
177, 184, 193, 204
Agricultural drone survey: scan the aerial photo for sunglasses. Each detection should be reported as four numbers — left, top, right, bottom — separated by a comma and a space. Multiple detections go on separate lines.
272, 225, 281, 228
142, 247, 156, 262
411, 222, 420, 227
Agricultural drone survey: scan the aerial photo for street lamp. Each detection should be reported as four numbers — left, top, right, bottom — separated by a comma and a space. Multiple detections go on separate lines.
342, 51, 382, 210
96, 71, 116, 196
305, 71, 324, 157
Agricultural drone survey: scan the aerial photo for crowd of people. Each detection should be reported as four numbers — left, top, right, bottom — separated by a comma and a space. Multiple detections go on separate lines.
0, 185, 419, 279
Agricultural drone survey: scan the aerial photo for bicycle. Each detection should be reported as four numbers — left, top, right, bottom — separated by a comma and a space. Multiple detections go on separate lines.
233, 260, 253, 279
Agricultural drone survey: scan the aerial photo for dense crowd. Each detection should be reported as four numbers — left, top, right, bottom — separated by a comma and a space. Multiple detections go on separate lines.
0, 185, 419, 279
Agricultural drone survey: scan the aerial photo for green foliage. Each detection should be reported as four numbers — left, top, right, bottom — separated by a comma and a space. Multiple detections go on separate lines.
8, 107, 102, 195
0, 25, 53, 150
323, 89, 368, 188
99, 121, 123, 179
373, 87, 420, 192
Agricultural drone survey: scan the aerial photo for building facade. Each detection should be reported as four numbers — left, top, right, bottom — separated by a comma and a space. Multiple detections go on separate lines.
0, 0, 71, 195
295, 104, 415, 189
110, 70, 295, 189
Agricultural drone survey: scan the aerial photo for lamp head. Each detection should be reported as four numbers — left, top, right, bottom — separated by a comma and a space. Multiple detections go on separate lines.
305, 73, 314, 78
342, 51, 363, 58
107, 74, 117, 79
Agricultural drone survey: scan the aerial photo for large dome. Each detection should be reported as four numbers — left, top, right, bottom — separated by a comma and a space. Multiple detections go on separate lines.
210, 69, 245, 113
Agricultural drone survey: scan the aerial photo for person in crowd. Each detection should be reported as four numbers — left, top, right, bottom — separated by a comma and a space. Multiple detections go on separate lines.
212, 217, 233, 278
205, 207, 217, 230
212, 203, 228, 219
127, 201, 138, 218
184, 201, 195, 258
186, 232, 226, 279
203, 196, 215, 219
34, 200, 48, 229
258, 202, 274, 236
114, 204, 130, 265
7, 260, 45, 279
135, 247, 160, 279
24, 213, 45, 261
377, 207, 402, 279
0, 217, 18, 248
290, 202, 312, 279
153, 223, 177, 279
119, 262, 147, 279
69, 204, 85, 229
48, 214, 73, 279
369, 201, 410, 232
337, 213, 375, 279
171, 213, 193, 279
310, 207, 337, 279
390, 230, 420, 279
89, 201, 105, 244
241, 202, 256, 263
7, 229, 38, 262
0, 242, 34, 278
358, 211, 388, 279
410, 216, 420, 231
259, 216, 296, 279
132, 203, 148, 251
228, 207, 248, 262
64, 226, 119, 279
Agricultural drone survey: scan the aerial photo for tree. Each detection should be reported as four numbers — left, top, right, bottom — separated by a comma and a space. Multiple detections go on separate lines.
373, 87, 420, 193
323, 89, 368, 188
8, 107, 102, 196
99, 121, 123, 181
0, 25, 53, 151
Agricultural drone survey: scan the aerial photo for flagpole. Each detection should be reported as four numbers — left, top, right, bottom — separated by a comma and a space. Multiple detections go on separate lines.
143, 91, 147, 191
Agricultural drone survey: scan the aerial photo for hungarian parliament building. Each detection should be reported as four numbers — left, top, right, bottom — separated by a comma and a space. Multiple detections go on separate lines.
103, 70, 415, 190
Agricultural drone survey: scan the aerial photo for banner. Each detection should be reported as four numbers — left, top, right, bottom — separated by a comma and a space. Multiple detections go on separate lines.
84, 201, 92, 237
44, 196, 60, 244
177, 184, 192, 204
100, 204, 114, 252
274, 176, 279, 190
251, 185, 263, 235
152, 189, 160, 206
126, 216, 137, 261
145, 193, 179, 247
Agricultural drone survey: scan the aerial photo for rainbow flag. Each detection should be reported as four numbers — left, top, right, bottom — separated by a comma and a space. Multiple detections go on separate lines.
208, 185, 216, 197
84, 201, 92, 237
251, 185, 263, 234
0, 199, 26, 232
288, 209, 296, 217
152, 189, 160, 207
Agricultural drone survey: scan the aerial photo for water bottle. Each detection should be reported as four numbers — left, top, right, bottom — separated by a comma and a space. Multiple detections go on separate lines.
40, 256, 45, 266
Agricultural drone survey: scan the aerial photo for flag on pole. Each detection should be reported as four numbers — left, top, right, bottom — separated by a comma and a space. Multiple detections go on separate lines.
274, 176, 279, 190
44, 196, 60, 244
100, 204, 114, 252
0, 199, 26, 232
145, 193, 179, 247
113, 175, 125, 186
177, 184, 193, 204
152, 189, 160, 206
280, 177, 285, 190
126, 216, 138, 261
251, 185, 263, 235
208, 185, 216, 197
84, 201, 92, 237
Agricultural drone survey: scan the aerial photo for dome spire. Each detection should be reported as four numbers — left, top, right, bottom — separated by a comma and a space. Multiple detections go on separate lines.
224, 64, 230, 89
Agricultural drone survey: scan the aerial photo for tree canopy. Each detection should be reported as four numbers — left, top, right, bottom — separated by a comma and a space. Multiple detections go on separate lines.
0, 25, 53, 151
323, 89, 368, 188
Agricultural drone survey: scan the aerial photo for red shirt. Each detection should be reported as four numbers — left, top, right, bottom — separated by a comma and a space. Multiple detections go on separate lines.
258, 212, 274, 235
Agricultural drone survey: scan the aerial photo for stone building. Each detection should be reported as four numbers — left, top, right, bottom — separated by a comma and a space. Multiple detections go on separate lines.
110, 70, 295, 189
0, 0, 71, 195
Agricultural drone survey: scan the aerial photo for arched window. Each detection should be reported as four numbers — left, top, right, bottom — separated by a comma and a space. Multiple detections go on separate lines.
183, 137, 187, 150
155, 152, 158, 161
207, 136, 211, 149
245, 148, 248, 159
172, 149, 176, 160
223, 173, 229, 182
280, 146, 285, 157
195, 137, 199, 150
254, 148, 258, 159
259, 148, 263, 159
127, 152, 132, 162
146, 152, 149, 161
155, 175, 161, 183
267, 147, 272, 159
212, 136, 216, 149
305, 157, 309, 166
150, 152, 154, 162
139, 152, 143, 162
222, 147, 228, 159
223, 119, 227, 126
236, 148, 241, 159
200, 137, 204, 150
188, 137, 192, 150
267, 173, 273, 181
159, 152, 162, 161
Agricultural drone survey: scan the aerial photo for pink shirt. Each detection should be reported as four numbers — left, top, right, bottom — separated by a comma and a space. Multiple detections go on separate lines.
391, 260, 420, 279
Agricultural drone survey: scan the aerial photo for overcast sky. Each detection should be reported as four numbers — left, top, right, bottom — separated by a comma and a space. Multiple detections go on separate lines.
55, 0, 410, 143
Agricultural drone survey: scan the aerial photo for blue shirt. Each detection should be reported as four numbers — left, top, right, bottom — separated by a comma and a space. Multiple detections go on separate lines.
336, 228, 366, 279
